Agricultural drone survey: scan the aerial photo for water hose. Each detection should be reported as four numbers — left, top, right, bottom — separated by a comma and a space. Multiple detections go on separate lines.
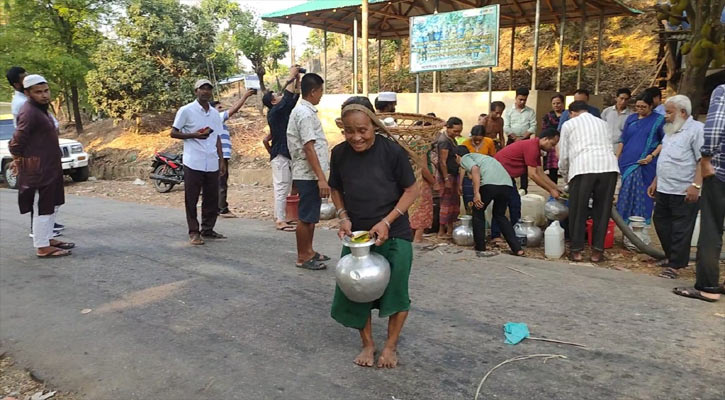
610, 206, 725, 261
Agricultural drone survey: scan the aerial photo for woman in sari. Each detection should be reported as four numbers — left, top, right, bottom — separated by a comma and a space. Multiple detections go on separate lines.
616, 93, 665, 223
409, 148, 436, 243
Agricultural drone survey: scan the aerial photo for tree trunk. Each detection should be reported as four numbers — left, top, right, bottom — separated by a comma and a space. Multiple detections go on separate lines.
70, 84, 83, 134
63, 90, 72, 121
256, 71, 267, 93
678, 0, 724, 116
679, 63, 709, 116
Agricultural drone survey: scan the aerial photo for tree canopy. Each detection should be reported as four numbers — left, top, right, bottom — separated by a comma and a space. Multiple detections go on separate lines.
86, 0, 242, 119
1, 0, 110, 132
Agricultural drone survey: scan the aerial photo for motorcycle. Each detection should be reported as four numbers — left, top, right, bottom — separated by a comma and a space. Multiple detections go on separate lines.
149, 151, 184, 193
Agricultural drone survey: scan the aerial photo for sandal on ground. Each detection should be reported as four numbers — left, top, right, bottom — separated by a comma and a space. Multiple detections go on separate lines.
189, 233, 205, 245
295, 258, 327, 270
49, 240, 75, 250
590, 252, 607, 263
513, 250, 525, 257
314, 252, 331, 262
568, 251, 584, 262
672, 287, 718, 303
658, 267, 679, 279
201, 231, 227, 239
37, 247, 71, 258
276, 225, 296, 232
655, 258, 669, 267
476, 250, 498, 258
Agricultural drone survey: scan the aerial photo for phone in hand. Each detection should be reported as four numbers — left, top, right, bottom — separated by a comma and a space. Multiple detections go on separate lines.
250, 89, 257, 95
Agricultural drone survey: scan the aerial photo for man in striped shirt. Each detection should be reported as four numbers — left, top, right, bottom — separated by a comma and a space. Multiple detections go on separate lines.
211, 88, 256, 217
559, 101, 620, 263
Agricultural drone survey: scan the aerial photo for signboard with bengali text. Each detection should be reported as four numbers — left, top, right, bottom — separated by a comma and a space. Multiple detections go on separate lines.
409, 5, 500, 73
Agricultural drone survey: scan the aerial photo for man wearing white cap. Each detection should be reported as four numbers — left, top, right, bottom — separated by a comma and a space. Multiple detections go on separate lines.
375, 92, 397, 113
9, 74, 75, 257
171, 78, 226, 245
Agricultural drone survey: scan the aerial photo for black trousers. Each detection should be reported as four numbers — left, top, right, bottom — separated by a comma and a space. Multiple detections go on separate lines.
653, 192, 698, 269
548, 168, 559, 184
695, 176, 725, 294
472, 184, 522, 253
519, 173, 529, 193
568, 172, 618, 252
184, 166, 219, 235
218, 158, 230, 213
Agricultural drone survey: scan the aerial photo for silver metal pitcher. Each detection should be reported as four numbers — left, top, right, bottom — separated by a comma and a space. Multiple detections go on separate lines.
452, 215, 475, 246
336, 232, 391, 303
320, 198, 337, 220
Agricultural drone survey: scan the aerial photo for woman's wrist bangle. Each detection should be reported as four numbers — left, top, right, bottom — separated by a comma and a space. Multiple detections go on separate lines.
336, 208, 347, 218
382, 219, 391, 229
395, 207, 404, 216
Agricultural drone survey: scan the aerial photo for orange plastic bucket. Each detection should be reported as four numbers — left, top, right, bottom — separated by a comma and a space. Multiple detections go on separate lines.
285, 194, 300, 222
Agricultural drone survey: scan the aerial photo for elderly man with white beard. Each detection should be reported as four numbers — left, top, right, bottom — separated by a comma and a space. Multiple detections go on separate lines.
647, 95, 704, 279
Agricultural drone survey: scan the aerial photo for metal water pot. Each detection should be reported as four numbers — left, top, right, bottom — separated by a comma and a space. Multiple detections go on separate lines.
452, 215, 474, 246
544, 198, 569, 221
520, 216, 543, 247
320, 198, 336, 220
335, 232, 391, 303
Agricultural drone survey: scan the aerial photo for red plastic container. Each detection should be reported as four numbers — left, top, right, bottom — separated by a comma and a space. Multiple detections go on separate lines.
586, 218, 615, 249
285, 194, 300, 222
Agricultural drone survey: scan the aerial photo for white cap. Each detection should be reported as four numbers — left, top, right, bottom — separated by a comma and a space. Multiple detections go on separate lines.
23, 74, 47, 89
378, 91, 397, 102
194, 79, 213, 89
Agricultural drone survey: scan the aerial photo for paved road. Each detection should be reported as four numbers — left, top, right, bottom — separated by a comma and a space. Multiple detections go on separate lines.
1, 189, 723, 400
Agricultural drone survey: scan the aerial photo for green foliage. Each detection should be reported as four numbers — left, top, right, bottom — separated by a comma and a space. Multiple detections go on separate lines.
0, 0, 106, 106
230, 11, 288, 92
86, 0, 241, 119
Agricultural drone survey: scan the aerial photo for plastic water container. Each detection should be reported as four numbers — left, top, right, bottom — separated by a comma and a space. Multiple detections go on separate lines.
586, 219, 615, 249
521, 194, 546, 226
285, 194, 299, 221
545, 221, 566, 259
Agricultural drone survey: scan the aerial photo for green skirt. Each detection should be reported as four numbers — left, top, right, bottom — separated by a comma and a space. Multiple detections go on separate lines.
330, 238, 413, 329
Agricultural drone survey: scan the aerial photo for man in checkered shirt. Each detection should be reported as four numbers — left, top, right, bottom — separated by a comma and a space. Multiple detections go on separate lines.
673, 84, 725, 302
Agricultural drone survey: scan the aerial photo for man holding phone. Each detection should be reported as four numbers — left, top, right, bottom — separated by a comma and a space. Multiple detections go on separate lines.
171, 79, 226, 245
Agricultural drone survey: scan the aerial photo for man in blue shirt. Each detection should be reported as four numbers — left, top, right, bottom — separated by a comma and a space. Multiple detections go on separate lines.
263, 66, 301, 231
557, 88, 601, 132
211, 87, 256, 217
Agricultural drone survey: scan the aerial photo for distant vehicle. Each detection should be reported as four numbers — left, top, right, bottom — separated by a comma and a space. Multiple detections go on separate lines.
0, 113, 90, 189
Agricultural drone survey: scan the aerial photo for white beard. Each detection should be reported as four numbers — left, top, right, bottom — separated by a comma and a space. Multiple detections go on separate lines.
664, 116, 686, 136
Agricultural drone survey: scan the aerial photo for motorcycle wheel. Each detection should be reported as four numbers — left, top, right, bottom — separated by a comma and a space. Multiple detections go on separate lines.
153, 164, 176, 193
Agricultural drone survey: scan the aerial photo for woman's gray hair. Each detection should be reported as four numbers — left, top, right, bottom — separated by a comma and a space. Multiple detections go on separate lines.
665, 95, 692, 116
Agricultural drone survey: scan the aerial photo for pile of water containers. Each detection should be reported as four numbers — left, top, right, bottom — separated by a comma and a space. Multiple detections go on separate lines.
451, 192, 569, 258
517, 193, 569, 259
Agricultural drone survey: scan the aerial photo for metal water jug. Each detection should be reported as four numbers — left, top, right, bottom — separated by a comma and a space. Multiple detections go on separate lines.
335, 232, 391, 303
452, 215, 474, 246
520, 216, 543, 247
320, 198, 336, 220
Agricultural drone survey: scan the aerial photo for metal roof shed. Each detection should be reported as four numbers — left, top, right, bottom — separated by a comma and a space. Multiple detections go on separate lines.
262, 0, 642, 94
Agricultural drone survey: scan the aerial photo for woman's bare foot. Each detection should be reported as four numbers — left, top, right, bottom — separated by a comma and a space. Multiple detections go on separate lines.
376, 347, 398, 368
353, 346, 375, 367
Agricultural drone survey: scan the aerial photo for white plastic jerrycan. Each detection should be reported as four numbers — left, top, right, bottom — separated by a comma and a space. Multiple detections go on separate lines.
544, 221, 565, 259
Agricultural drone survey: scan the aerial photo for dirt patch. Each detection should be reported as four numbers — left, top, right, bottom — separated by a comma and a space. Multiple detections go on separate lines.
0, 353, 78, 400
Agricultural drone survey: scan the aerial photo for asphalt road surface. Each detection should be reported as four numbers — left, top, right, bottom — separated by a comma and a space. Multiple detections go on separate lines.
1, 189, 723, 400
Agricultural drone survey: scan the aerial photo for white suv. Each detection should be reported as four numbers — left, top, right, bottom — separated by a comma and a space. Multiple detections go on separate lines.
0, 116, 90, 189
